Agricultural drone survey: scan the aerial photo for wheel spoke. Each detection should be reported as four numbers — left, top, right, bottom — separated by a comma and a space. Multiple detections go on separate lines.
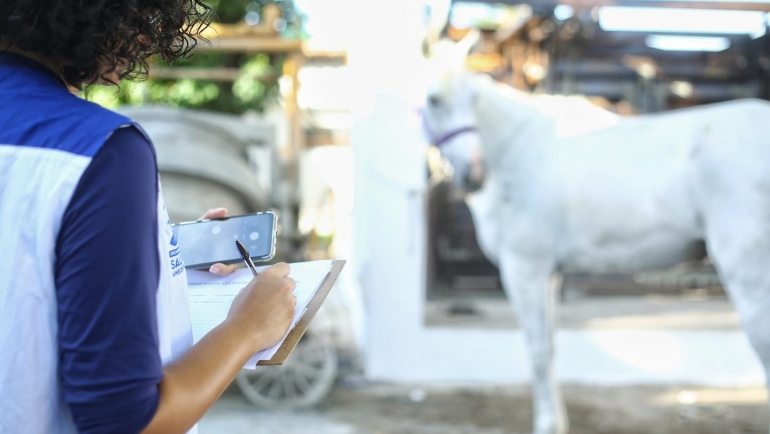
294, 362, 324, 379
283, 373, 297, 400
293, 369, 312, 394
251, 368, 279, 392
267, 373, 284, 400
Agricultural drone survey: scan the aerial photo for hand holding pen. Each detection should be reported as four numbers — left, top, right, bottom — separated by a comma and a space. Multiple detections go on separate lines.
235, 240, 296, 307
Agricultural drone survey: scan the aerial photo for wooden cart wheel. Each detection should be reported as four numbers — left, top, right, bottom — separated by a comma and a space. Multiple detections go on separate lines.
235, 333, 338, 409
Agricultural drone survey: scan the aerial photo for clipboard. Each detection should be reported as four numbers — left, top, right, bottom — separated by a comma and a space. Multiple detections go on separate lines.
256, 259, 346, 366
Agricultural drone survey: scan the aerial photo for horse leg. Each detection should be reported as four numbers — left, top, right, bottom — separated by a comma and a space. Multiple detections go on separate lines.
500, 252, 566, 434
705, 206, 770, 433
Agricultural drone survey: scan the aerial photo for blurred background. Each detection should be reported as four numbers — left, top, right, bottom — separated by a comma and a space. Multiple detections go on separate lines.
92, 0, 770, 432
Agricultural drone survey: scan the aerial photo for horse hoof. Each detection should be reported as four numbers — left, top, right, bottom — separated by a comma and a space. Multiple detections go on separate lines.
532, 425, 568, 434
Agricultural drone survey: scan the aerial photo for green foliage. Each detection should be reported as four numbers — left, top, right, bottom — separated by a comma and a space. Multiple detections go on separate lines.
87, 0, 302, 114
211, 0, 302, 27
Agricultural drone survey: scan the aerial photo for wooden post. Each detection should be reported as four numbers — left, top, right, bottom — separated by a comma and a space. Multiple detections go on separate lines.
284, 52, 304, 157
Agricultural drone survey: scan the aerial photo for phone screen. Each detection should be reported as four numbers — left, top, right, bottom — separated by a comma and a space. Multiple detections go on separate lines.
173, 212, 276, 268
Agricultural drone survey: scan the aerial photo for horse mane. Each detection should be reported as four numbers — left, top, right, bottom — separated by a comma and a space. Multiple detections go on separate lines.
470, 73, 620, 138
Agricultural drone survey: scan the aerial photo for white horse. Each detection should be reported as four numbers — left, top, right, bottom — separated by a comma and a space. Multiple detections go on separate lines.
422, 38, 770, 434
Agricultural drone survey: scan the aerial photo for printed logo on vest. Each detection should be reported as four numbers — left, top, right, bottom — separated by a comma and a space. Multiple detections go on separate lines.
166, 219, 185, 276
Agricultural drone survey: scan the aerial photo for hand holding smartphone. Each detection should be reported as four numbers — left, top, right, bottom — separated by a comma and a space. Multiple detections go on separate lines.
172, 211, 277, 269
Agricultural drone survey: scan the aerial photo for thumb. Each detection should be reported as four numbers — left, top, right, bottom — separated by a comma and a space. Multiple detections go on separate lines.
199, 208, 228, 221
209, 263, 239, 276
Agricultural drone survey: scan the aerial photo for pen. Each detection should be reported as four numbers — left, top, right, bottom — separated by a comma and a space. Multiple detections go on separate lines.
235, 240, 259, 277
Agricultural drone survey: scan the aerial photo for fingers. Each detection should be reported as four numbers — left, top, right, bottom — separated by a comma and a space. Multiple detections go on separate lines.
208, 263, 239, 276
198, 207, 228, 221
274, 275, 296, 303
198, 208, 230, 276
263, 262, 291, 278
284, 276, 297, 293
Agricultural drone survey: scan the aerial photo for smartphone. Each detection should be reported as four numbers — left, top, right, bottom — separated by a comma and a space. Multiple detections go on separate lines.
172, 211, 277, 269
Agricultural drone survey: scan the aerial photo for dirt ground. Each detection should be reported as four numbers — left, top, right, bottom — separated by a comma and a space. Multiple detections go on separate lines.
200, 383, 769, 434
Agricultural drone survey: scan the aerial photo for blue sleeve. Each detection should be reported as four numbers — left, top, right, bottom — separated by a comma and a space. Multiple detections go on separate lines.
55, 126, 163, 434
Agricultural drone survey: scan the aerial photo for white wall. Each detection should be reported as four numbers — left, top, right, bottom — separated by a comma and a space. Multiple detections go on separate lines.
347, 0, 430, 378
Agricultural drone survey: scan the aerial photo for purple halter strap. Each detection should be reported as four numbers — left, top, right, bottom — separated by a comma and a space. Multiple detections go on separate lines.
421, 110, 478, 148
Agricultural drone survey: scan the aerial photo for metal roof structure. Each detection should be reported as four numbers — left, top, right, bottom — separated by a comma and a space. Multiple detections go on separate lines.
453, 0, 770, 111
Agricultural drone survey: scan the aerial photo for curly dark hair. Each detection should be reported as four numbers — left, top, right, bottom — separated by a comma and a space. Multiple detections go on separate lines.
0, 0, 213, 87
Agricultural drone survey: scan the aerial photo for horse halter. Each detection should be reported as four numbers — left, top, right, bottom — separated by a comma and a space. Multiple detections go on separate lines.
420, 109, 478, 148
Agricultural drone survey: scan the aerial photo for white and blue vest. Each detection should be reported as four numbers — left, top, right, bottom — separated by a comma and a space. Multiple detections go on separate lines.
0, 62, 193, 432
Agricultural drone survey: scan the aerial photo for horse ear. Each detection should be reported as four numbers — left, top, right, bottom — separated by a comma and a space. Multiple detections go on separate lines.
423, 0, 452, 58
455, 28, 481, 59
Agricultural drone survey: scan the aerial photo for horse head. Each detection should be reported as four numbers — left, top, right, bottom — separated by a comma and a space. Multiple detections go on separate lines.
421, 30, 486, 193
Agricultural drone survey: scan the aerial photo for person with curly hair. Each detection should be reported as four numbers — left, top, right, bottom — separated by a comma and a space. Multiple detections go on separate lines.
0, 1, 297, 433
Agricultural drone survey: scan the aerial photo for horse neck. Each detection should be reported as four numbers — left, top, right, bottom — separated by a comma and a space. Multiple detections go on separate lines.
472, 77, 545, 173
